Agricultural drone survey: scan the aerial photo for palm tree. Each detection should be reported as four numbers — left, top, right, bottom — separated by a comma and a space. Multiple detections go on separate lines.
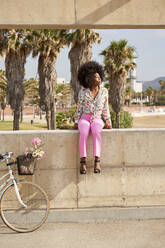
24, 77, 42, 119
68, 29, 101, 103
0, 29, 32, 130
101, 39, 136, 128
56, 83, 71, 108
31, 29, 68, 129
24, 78, 40, 106
159, 80, 165, 95
0, 70, 7, 120
153, 89, 159, 104
125, 85, 133, 106
145, 86, 154, 105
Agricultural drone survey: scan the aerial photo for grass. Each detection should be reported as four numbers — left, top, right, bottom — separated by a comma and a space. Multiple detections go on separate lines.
133, 115, 165, 128
0, 121, 47, 131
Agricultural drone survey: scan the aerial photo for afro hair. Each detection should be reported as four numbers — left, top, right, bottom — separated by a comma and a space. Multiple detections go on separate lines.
77, 61, 105, 89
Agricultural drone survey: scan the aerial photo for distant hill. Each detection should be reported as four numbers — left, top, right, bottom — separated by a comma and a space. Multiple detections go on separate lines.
142, 77, 165, 91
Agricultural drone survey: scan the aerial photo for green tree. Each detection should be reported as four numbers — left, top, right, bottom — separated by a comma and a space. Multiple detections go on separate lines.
145, 86, 154, 105
24, 77, 43, 119
56, 83, 71, 108
31, 29, 68, 129
0, 70, 7, 120
101, 39, 136, 128
125, 85, 134, 106
153, 89, 159, 104
68, 29, 101, 103
159, 80, 165, 95
0, 29, 32, 130
24, 78, 40, 106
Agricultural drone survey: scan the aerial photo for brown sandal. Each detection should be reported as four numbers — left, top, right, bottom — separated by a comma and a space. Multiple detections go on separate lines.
80, 160, 87, 174
94, 159, 101, 173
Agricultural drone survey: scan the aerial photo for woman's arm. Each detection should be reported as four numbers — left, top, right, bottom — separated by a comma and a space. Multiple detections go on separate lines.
102, 89, 112, 128
74, 89, 83, 124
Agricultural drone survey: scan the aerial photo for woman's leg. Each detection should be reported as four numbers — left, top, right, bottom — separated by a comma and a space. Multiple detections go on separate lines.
78, 117, 91, 158
91, 118, 104, 157
91, 118, 104, 173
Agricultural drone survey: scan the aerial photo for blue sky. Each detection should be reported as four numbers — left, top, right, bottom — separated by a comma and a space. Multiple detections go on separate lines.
0, 29, 165, 82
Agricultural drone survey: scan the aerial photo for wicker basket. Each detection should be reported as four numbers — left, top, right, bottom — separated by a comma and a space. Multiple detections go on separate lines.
16, 154, 36, 175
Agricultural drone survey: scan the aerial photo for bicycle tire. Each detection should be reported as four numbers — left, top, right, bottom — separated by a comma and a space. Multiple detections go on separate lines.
0, 181, 49, 233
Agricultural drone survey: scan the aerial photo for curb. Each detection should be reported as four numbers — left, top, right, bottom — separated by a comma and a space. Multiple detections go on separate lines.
47, 207, 165, 223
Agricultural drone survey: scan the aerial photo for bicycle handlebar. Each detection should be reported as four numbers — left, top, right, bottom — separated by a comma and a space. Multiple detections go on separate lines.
7, 161, 17, 166
0, 152, 14, 160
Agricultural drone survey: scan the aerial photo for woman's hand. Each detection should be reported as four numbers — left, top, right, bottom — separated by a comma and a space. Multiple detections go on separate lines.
105, 123, 112, 129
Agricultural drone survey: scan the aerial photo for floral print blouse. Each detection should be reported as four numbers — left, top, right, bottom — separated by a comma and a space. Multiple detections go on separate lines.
74, 85, 112, 126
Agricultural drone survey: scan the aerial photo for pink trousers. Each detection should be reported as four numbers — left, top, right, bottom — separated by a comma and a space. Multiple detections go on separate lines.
78, 113, 104, 158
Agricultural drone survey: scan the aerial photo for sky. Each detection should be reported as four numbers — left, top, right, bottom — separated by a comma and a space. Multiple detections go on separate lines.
0, 29, 165, 82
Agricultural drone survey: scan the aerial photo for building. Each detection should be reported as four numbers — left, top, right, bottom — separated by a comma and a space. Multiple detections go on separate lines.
57, 78, 66, 84
127, 55, 143, 93
57, 78, 70, 85
134, 81, 143, 92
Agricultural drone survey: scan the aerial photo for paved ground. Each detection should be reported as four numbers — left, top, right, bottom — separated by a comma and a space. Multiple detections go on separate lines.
1, 219, 165, 248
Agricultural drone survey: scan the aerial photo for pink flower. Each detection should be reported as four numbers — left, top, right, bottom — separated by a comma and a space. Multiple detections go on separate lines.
37, 151, 46, 159
31, 137, 41, 146
24, 137, 45, 160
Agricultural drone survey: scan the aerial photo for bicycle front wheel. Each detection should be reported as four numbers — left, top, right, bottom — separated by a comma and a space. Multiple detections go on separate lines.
0, 181, 49, 233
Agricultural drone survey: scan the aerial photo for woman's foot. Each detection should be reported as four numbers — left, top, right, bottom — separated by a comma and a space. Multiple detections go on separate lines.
80, 157, 87, 174
94, 157, 101, 173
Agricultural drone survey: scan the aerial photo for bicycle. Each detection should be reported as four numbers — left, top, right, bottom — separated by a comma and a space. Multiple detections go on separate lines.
0, 152, 49, 233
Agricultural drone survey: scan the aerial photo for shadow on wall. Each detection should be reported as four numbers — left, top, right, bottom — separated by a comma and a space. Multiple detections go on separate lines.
78, 0, 131, 23
32, 132, 80, 208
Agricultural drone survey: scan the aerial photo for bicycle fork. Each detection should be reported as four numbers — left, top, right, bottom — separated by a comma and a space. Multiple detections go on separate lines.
13, 180, 27, 208
8, 167, 27, 209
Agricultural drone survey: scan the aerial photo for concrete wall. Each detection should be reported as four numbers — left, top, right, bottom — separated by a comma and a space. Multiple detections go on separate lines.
1, 129, 165, 209
0, 0, 165, 28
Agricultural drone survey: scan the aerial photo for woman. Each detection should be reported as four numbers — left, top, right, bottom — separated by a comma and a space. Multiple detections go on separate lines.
74, 61, 112, 174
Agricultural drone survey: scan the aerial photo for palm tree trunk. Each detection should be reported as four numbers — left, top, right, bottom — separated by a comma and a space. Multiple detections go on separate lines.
45, 110, 51, 130
40, 108, 42, 120
110, 77, 125, 129
13, 109, 20, 130
20, 102, 23, 122
69, 43, 92, 103
2, 109, 4, 121
38, 53, 57, 130
51, 109, 55, 129
116, 112, 120, 128
5, 51, 26, 130
50, 99, 55, 129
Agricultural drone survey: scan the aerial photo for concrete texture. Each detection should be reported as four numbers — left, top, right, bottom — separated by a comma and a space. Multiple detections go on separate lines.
47, 207, 165, 223
35, 169, 77, 208
1, 220, 165, 248
1, 129, 165, 211
76, 0, 165, 27
0, 0, 165, 28
123, 130, 165, 166
0, 0, 75, 27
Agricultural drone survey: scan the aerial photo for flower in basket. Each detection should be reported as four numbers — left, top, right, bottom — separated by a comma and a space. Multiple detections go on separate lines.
24, 137, 46, 160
